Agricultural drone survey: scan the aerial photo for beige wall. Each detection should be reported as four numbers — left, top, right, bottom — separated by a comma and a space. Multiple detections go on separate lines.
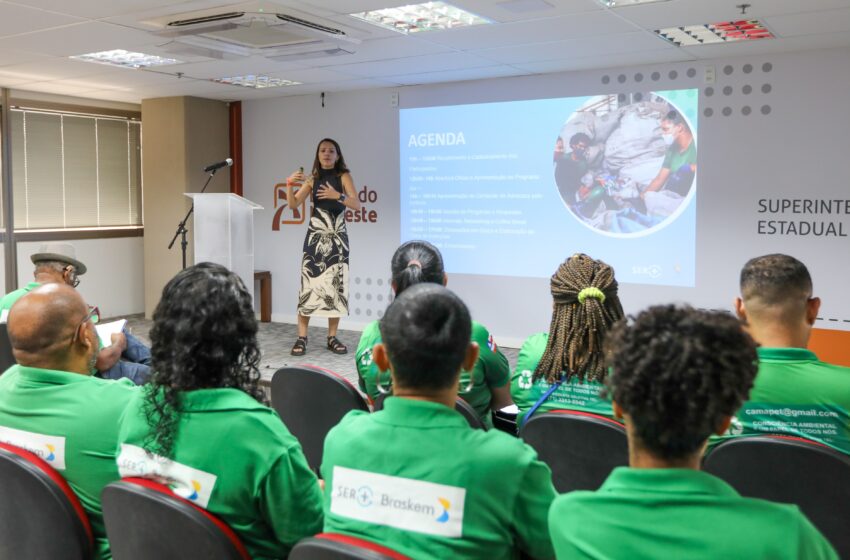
142, 96, 230, 317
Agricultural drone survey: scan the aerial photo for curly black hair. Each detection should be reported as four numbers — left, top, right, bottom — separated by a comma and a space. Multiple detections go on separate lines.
605, 305, 758, 460
534, 254, 624, 384
143, 262, 266, 457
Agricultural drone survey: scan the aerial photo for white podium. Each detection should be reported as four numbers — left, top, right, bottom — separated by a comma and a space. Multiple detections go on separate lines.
186, 193, 263, 300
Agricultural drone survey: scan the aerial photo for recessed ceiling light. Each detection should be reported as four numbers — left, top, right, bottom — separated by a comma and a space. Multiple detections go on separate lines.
70, 49, 181, 69
656, 20, 774, 46
350, 2, 491, 34
597, 0, 671, 7
212, 75, 301, 88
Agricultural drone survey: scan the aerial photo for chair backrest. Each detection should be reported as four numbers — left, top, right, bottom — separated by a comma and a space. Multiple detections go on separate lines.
519, 410, 628, 493
492, 406, 518, 436
455, 396, 486, 430
290, 533, 410, 560
0, 323, 16, 373
373, 394, 485, 430
0, 442, 93, 560
271, 365, 369, 470
703, 435, 850, 557
102, 478, 250, 560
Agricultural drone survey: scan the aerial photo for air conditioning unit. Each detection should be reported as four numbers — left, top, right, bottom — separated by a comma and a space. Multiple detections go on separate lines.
143, 3, 360, 60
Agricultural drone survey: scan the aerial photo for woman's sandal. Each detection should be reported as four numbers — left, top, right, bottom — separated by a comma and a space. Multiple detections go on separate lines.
290, 336, 308, 356
327, 336, 348, 355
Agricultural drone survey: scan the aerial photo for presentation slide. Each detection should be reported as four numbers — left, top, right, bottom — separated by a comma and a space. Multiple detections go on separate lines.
399, 90, 698, 287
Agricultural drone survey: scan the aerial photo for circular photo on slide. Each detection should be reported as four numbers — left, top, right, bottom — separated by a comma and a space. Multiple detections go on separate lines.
552, 92, 697, 237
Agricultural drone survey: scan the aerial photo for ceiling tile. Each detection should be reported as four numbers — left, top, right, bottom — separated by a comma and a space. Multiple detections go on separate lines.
382, 64, 529, 85
0, 57, 108, 81
682, 29, 850, 59
473, 30, 669, 64
0, 2, 82, 38
461, 0, 601, 22
0, 21, 163, 57
417, 9, 636, 50
308, 36, 451, 68
513, 47, 692, 73
10, 80, 98, 95
5, 0, 182, 19
172, 57, 307, 80
272, 66, 362, 83
325, 51, 499, 77
0, 48, 53, 67
767, 7, 850, 37
610, 0, 850, 31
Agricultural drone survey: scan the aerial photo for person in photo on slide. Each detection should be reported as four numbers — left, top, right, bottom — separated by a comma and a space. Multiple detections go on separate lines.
643, 110, 697, 198
285, 138, 360, 356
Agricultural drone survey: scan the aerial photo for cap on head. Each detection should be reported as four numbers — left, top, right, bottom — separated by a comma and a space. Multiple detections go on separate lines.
31, 242, 86, 275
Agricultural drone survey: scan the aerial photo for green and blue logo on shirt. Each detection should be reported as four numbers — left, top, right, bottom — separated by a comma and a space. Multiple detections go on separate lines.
331, 466, 466, 538
436, 497, 451, 523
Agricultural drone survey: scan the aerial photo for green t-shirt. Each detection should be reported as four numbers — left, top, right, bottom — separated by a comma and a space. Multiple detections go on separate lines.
116, 388, 324, 560
713, 347, 850, 454
356, 320, 510, 428
0, 365, 138, 560
0, 281, 41, 313
661, 137, 697, 174
510, 332, 613, 425
321, 397, 557, 560
549, 467, 837, 559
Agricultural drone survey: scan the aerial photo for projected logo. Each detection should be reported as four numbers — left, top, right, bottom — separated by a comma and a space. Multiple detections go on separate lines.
553, 91, 697, 238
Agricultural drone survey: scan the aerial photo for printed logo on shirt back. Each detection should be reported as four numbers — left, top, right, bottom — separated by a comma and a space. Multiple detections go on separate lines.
0, 426, 66, 470
518, 370, 533, 390
116, 444, 218, 508
331, 466, 466, 538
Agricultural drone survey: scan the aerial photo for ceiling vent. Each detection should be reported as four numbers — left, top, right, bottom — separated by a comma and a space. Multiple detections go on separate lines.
143, 3, 360, 60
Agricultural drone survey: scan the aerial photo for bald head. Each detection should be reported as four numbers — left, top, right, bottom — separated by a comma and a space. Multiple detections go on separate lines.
8, 284, 93, 372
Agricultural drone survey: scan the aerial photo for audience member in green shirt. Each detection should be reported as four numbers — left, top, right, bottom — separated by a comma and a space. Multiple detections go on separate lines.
549, 305, 837, 559
326, 284, 557, 559
0, 283, 136, 560
511, 253, 623, 427
720, 253, 850, 453
355, 240, 512, 426
115, 263, 323, 560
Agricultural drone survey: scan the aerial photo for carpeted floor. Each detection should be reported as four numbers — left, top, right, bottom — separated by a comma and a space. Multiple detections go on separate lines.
126, 316, 520, 390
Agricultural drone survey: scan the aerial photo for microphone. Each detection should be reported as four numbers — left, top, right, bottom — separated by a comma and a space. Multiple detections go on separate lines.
203, 158, 233, 173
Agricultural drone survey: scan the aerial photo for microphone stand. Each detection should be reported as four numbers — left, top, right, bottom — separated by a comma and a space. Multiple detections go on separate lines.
167, 167, 220, 270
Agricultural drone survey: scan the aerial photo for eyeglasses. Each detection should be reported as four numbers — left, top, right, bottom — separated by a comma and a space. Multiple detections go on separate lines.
64, 265, 80, 288
71, 305, 100, 344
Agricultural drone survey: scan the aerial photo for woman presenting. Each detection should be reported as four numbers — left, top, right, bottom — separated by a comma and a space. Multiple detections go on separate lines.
285, 138, 360, 356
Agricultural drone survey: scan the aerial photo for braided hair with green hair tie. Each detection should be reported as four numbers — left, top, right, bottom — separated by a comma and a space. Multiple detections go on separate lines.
533, 253, 624, 384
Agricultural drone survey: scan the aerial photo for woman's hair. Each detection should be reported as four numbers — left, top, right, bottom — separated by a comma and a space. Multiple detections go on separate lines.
143, 262, 266, 457
534, 253, 624, 384
390, 240, 445, 295
606, 305, 758, 459
311, 137, 350, 178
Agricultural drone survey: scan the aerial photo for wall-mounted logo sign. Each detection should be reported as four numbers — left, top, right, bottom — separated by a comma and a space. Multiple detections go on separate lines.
273, 183, 381, 230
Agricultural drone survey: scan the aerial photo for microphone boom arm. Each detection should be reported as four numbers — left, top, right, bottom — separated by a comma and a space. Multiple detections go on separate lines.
167, 166, 220, 269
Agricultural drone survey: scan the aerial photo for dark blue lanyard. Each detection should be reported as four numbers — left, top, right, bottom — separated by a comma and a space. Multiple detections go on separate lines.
519, 375, 566, 430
